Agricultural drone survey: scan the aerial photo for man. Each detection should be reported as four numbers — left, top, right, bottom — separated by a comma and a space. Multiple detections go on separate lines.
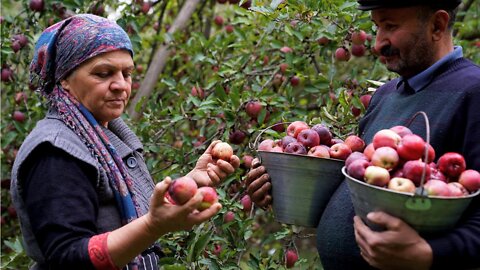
246, 0, 480, 269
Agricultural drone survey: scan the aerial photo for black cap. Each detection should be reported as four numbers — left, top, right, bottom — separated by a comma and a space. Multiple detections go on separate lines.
357, 0, 462, 10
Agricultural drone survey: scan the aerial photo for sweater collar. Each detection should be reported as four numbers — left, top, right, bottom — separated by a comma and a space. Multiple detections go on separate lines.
396, 46, 463, 92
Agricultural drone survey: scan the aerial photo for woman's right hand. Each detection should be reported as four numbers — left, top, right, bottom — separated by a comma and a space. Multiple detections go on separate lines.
245, 158, 272, 208
145, 177, 221, 236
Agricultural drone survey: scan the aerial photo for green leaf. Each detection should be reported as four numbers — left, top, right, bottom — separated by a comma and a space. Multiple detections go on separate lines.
188, 229, 213, 262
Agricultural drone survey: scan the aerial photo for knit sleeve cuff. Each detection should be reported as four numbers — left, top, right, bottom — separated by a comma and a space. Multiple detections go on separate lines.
88, 232, 120, 270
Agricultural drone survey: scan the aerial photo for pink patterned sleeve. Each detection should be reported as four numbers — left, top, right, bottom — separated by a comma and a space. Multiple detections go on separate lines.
88, 232, 120, 270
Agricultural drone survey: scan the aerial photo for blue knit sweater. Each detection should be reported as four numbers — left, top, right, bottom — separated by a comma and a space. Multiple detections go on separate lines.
317, 57, 480, 269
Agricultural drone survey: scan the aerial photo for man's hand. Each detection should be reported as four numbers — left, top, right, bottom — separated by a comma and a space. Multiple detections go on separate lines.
245, 158, 272, 208
354, 211, 433, 270
188, 140, 240, 187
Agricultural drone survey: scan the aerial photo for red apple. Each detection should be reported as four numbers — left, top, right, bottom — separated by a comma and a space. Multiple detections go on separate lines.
351, 30, 367, 45
347, 159, 370, 180
317, 37, 330, 45
212, 142, 233, 161
225, 24, 234, 33
242, 155, 254, 169
286, 121, 309, 138
458, 169, 480, 193
245, 100, 263, 119
447, 182, 469, 197
191, 86, 204, 99
371, 146, 399, 171
388, 177, 416, 193
29, 0, 45, 12
223, 211, 235, 223
308, 145, 330, 158
329, 143, 352, 160
437, 152, 466, 178
214, 15, 224, 26
335, 47, 350, 61
344, 135, 365, 152
430, 168, 447, 182
258, 139, 283, 152
403, 160, 431, 186
212, 243, 222, 256
372, 129, 401, 149
12, 111, 26, 123
280, 46, 293, 53
279, 63, 289, 74
285, 249, 298, 268
363, 143, 375, 160
281, 135, 297, 148
1, 66, 13, 82
423, 143, 436, 163
397, 134, 426, 161
284, 142, 307, 155
241, 194, 252, 212
345, 151, 368, 168
168, 176, 198, 205
351, 44, 366, 57
141, 2, 151, 14
229, 130, 246, 145
290, 76, 300, 87
360, 94, 372, 109
297, 129, 320, 149
364, 165, 390, 187
311, 124, 332, 145
271, 122, 286, 133
390, 125, 413, 138
197, 186, 219, 211
424, 179, 451, 197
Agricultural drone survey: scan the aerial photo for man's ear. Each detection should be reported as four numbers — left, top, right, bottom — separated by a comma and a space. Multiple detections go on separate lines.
431, 10, 450, 41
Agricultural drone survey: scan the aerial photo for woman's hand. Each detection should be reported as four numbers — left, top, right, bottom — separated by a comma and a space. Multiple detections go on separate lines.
245, 158, 272, 208
188, 140, 240, 187
354, 212, 433, 270
144, 177, 222, 236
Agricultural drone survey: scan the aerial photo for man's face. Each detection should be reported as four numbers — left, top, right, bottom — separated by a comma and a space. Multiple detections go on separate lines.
372, 7, 435, 78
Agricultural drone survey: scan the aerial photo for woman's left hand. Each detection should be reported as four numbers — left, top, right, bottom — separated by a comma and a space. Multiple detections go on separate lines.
188, 140, 240, 186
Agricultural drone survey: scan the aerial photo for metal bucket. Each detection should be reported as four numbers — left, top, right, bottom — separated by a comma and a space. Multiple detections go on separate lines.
258, 151, 344, 227
343, 167, 480, 235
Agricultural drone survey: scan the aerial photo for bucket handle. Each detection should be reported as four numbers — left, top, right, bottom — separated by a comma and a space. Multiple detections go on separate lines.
404, 111, 432, 210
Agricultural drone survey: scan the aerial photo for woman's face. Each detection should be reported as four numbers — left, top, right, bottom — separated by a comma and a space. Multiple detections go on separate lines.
372, 7, 435, 78
60, 50, 134, 126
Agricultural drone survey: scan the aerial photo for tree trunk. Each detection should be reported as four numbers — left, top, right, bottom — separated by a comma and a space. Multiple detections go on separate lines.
127, 0, 201, 120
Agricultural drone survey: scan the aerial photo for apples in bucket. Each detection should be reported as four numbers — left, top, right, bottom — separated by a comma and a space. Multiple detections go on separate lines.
346, 125, 480, 196
257, 121, 364, 161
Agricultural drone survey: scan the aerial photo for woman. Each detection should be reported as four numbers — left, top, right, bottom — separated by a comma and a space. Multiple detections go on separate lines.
10, 14, 240, 270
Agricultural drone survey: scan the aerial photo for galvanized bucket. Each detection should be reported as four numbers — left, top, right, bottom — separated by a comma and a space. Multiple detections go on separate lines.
258, 151, 344, 227
344, 167, 480, 235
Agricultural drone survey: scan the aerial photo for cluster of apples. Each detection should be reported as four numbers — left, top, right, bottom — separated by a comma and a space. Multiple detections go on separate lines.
346, 126, 480, 197
165, 142, 234, 209
257, 121, 365, 161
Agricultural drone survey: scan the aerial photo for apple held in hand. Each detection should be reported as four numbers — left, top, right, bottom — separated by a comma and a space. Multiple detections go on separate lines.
424, 179, 451, 197
197, 186, 219, 211
371, 146, 399, 171
168, 176, 198, 205
458, 169, 480, 193
297, 129, 320, 148
388, 177, 416, 194
364, 165, 390, 187
212, 142, 233, 161
437, 152, 466, 179
287, 121, 309, 138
